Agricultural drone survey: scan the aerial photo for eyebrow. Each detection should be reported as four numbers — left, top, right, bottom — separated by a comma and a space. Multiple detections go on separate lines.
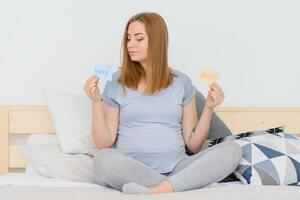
126, 33, 144, 36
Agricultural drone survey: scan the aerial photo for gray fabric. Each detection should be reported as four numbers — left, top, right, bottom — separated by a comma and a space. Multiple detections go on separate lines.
93, 141, 242, 192
168, 141, 242, 192
195, 91, 232, 139
93, 148, 167, 191
122, 182, 149, 194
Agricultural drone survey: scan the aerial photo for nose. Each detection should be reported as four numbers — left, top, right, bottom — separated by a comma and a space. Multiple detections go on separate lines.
127, 39, 136, 49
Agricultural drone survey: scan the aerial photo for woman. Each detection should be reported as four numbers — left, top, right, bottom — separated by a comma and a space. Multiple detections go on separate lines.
83, 12, 242, 194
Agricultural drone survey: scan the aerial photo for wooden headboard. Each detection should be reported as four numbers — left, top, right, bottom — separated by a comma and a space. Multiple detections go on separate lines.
1, 106, 300, 175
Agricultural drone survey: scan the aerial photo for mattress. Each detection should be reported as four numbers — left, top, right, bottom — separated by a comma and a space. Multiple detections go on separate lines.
0, 172, 243, 189
0, 173, 299, 200
0, 173, 114, 191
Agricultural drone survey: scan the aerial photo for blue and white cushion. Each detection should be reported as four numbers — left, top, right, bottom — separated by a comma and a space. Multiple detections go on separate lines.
234, 132, 300, 186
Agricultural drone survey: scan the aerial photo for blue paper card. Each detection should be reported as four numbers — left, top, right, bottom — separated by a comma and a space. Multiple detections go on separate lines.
93, 64, 112, 81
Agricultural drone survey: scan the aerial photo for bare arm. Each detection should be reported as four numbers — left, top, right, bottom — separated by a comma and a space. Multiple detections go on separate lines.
84, 75, 119, 150
182, 83, 225, 154
182, 96, 213, 154
91, 100, 119, 149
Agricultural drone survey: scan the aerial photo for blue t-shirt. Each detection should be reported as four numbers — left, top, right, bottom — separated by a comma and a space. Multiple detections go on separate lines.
101, 68, 197, 173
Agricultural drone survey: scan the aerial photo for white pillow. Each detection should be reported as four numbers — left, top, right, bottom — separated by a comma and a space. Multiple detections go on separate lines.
25, 133, 58, 175
42, 88, 98, 155
21, 143, 99, 184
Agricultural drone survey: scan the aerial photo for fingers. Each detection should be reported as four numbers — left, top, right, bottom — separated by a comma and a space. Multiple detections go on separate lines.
210, 93, 217, 101
208, 90, 224, 105
84, 75, 99, 97
209, 82, 221, 92
87, 75, 97, 82
209, 83, 225, 98
89, 79, 99, 90
88, 76, 99, 86
86, 75, 99, 85
91, 86, 96, 94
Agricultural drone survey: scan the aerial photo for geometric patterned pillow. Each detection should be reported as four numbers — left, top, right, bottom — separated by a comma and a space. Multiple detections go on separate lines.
200, 127, 284, 151
234, 132, 300, 186
198, 127, 284, 183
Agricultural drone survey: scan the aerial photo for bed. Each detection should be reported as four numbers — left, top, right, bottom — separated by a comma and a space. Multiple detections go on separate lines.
0, 106, 300, 199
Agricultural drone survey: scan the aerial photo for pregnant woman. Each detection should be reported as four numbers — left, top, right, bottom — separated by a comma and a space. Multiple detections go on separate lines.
83, 12, 242, 194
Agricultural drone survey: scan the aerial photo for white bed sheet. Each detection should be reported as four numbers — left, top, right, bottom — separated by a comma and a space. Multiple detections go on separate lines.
1, 173, 300, 200
0, 173, 115, 192
0, 172, 245, 190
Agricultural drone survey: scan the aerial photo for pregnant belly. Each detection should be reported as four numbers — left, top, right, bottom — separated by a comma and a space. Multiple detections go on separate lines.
115, 124, 185, 153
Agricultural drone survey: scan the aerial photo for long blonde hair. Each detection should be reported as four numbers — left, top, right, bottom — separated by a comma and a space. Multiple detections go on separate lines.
119, 12, 175, 96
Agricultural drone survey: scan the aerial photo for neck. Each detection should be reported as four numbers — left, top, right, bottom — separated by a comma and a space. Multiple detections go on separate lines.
140, 60, 147, 69
139, 61, 148, 80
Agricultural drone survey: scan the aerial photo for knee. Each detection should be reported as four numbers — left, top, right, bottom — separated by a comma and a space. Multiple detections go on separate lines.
93, 148, 120, 182
94, 148, 117, 162
221, 141, 243, 167
93, 148, 121, 169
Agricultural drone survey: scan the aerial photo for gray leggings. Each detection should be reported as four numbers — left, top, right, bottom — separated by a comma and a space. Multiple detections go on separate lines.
93, 141, 242, 192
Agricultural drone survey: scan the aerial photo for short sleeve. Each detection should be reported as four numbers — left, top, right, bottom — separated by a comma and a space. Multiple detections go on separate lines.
101, 80, 119, 108
182, 75, 197, 106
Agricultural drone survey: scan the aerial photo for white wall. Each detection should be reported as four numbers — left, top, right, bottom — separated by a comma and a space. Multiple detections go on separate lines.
1, 0, 299, 106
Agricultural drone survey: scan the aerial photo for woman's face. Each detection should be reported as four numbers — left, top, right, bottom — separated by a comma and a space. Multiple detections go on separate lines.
127, 21, 148, 65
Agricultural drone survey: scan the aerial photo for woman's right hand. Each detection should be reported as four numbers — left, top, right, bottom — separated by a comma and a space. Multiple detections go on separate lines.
83, 75, 101, 103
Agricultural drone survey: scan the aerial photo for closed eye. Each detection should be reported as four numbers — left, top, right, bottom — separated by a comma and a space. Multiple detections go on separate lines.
127, 38, 144, 41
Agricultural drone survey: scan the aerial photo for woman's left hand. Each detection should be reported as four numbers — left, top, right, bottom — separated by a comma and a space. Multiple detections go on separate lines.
205, 83, 225, 110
